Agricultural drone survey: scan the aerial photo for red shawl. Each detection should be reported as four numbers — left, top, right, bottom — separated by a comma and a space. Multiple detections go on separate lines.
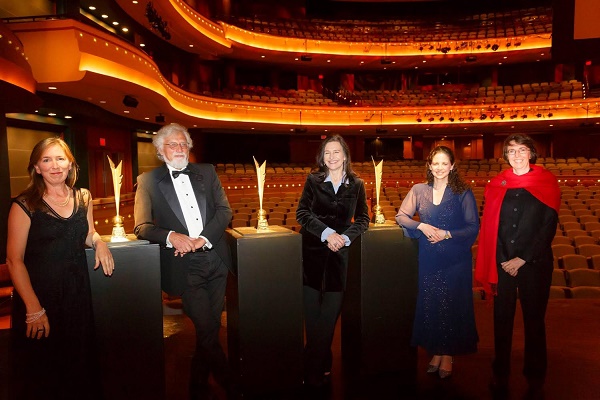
474, 164, 560, 295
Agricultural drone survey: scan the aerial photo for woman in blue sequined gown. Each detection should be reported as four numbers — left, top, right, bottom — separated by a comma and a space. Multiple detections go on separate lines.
6, 137, 114, 399
396, 146, 479, 378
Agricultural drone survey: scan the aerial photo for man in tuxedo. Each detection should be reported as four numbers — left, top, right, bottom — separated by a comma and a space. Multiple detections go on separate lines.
134, 123, 237, 399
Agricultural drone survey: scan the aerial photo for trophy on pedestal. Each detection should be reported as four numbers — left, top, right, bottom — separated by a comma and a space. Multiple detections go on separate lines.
107, 156, 129, 242
372, 157, 386, 225
253, 156, 269, 230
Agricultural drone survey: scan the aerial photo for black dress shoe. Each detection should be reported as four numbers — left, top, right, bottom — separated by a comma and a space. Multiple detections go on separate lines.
489, 376, 509, 400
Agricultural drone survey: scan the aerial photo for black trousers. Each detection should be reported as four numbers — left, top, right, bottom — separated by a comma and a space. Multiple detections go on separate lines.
182, 251, 231, 394
303, 286, 344, 381
492, 261, 553, 382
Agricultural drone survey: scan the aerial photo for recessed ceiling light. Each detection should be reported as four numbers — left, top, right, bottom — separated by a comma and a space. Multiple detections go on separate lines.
48, 113, 56, 116
101, 14, 108, 19
65, 115, 72, 119
327, 60, 331, 63
260, 55, 265, 58
122, 27, 129, 32
189, 44, 194, 48
112, 21, 119, 26
140, 43, 145, 47
144, 117, 149, 120
124, 110, 129, 113
132, 0, 139, 3
89, 6, 96, 10
48, 86, 57, 90
100, 100, 107, 104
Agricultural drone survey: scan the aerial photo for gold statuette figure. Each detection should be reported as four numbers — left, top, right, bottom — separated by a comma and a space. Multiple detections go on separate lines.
107, 155, 129, 242
372, 157, 386, 224
253, 156, 269, 230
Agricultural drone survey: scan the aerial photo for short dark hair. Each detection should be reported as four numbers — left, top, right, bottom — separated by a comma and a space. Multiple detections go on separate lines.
502, 133, 537, 164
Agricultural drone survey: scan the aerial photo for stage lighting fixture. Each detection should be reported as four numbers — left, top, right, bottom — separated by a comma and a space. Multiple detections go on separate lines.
469, 116, 474, 122
439, 117, 445, 122
418, 46, 424, 51
500, 113, 505, 119
521, 114, 528, 119
449, 117, 455, 122
548, 113, 553, 118
416, 118, 422, 123
490, 114, 495, 119
123, 95, 138, 108
459, 117, 465, 122
514, 41, 521, 47
480, 114, 487, 120
485, 44, 491, 49
506, 42, 511, 48
510, 114, 517, 119
428, 45, 434, 50
536, 113, 542, 118
428, 117, 435, 122
491, 44, 499, 51
476, 44, 482, 50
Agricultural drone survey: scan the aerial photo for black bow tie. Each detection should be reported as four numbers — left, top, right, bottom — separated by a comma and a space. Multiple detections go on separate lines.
172, 168, 191, 179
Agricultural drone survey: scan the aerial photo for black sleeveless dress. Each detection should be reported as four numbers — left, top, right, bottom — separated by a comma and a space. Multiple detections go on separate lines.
10, 188, 102, 400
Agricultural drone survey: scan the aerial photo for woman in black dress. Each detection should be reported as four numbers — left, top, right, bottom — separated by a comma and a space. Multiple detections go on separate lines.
296, 135, 370, 388
6, 137, 114, 399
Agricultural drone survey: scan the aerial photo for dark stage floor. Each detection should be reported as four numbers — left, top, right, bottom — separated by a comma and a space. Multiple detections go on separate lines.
2, 299, 599, 400
162, 298, 600, 400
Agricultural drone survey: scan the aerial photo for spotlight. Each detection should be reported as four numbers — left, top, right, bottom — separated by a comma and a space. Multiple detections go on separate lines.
416, 118, 422, 122
476, 44, 482, 50
521, 114, 528, 119
418, 46, 424, 51
506, 42, 511, 48
510, 114, 517, 119
439, 116, 445, 122
459, 117, 465, 122
468, 116, 474, 122
428, 45, 434, 50
123, 95, 138, 108
480, 114, 487, 120
514, 41, 521, 47
500, 113, 505, 119
548, 113, 553, 118
428, 117, 435, 122
449, 117, 455, 122
491, 44, 499, 51
490, 114, 495, 119
485, 44, 491, 49
536, 113, 542, 118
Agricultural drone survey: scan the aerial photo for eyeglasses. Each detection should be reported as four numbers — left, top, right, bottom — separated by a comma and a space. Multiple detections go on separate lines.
506, 148, 529, 156
165, 142, 189, 150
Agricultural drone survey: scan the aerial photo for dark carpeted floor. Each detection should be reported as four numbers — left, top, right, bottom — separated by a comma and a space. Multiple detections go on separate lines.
1, 299, 599, 400
162, 298, 600, 400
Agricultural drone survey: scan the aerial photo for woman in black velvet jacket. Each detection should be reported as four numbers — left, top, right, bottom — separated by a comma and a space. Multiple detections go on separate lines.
296, 135, 370, 388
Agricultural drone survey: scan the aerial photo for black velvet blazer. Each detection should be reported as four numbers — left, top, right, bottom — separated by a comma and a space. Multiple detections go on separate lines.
296, 172, 370, 291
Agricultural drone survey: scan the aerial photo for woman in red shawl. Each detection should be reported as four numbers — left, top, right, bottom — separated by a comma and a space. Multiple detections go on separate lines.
475, 134, 560, 399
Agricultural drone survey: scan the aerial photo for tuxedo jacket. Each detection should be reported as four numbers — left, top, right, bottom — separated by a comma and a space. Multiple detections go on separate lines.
134, 163, 232, 295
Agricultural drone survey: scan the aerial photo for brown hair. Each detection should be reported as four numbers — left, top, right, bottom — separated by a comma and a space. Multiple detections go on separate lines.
19, 137, 79, 210
315, 134, 357, 178
425, 145, 470, 194
502, 133, 537, 163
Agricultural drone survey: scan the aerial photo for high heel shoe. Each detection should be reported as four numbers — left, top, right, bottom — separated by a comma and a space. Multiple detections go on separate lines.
427, 356, 441, 374
438, 357, 453, 379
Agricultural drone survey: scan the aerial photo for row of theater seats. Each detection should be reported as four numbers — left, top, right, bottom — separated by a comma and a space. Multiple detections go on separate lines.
226, 6, 550, 42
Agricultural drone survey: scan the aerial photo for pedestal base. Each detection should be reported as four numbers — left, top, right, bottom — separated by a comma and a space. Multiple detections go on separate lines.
343, 223, 419, 381
226, 226, 303, 395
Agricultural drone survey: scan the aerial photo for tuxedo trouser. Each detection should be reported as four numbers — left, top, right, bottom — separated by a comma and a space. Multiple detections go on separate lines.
182, 251, 231, 392
492, 262, 552, 382
303, 286, 343, 379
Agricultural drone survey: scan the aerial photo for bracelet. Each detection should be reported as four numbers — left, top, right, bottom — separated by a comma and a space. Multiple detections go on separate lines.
444, 230, 451, 240
25, 308, 46, 324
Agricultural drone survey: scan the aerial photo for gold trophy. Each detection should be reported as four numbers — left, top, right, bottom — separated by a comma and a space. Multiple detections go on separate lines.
253, 156, 269, 230
372, 157, 386, 225
107, 156, 129, 242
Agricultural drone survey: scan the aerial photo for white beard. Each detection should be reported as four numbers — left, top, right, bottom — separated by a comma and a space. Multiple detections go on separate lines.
166, 156, 189, 170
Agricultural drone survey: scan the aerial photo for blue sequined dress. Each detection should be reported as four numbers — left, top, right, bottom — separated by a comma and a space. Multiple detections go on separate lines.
396, 183, 479, 355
